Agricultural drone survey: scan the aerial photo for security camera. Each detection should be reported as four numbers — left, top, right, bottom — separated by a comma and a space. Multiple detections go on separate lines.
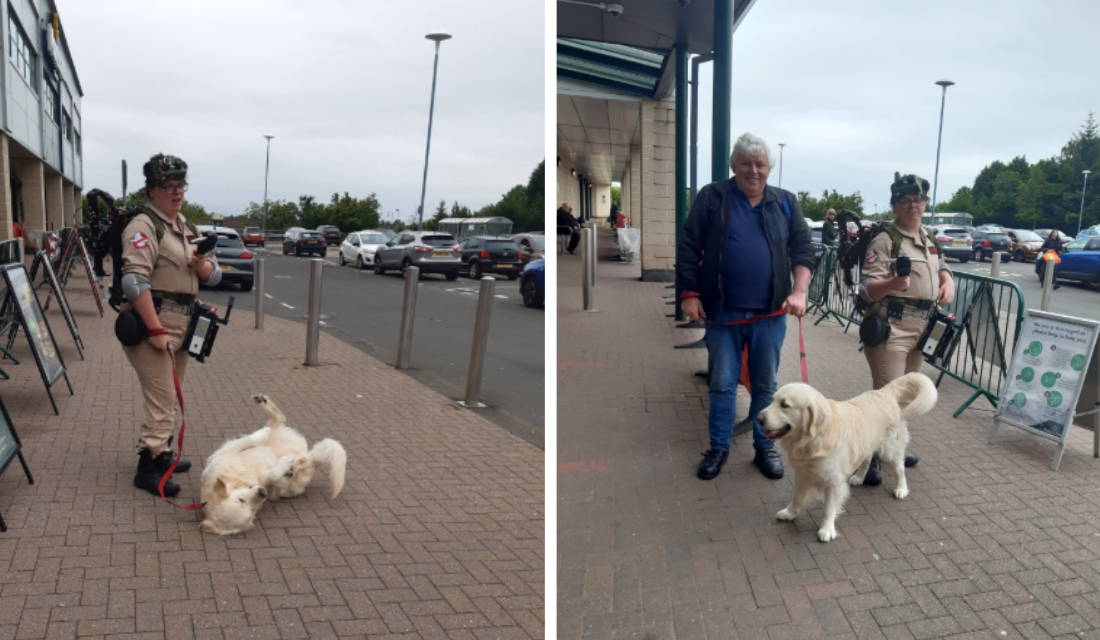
606, 3, 623, 17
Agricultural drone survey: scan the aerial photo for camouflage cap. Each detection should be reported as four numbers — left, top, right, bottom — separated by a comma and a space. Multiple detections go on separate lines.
143, 153, 188, 187
890, 172, 931, 203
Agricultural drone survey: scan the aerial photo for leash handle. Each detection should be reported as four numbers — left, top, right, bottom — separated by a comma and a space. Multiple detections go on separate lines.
159, 350, 205, 510
798, 315, 808, 384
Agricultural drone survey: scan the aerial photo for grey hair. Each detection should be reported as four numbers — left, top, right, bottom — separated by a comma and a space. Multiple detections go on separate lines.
728, 133, 777, 172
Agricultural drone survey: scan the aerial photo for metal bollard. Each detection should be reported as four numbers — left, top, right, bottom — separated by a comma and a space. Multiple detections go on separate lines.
1040, 255, 1055, 311
990, 252, 1000, 279
305, 258, 322, 365
591, 224, 598, 287
396, 266, 420, 370
582, 228, 593, 310
254, 257, 265, 330
459, 276, 496, 408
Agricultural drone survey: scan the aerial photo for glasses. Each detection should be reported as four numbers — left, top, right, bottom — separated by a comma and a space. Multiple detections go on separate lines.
158, 182, 188, 194
897, 196, 926, 208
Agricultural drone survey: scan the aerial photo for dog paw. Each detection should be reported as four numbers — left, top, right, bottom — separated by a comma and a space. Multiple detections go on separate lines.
776, 508, 797, 522
848, 475, 864, 487
817, 526, 838, 543
252, 394, 269, 405
893, 486, 909, 500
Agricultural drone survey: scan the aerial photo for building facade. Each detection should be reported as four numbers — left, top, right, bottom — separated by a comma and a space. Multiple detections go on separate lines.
0, 0, 83, 248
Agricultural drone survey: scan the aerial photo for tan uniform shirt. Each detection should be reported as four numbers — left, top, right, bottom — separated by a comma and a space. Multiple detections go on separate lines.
862, 224, 948, 351
120, 205, 203, 296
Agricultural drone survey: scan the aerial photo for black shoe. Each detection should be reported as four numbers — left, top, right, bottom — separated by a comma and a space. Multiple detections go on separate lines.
697, 449, 729, 480
753, 448, 784, 480
904, 453, 918, 468
1053, 284, 1062, 290
135, 449, 180, 497
157, 436, 191, 473
863, 455, 882, 486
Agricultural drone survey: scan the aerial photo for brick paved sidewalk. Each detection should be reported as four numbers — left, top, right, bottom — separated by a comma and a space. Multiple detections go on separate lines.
0, 269, 544, 640
559, 227, 1100, 640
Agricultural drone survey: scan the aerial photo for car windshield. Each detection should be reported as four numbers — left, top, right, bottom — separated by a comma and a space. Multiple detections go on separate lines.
486, 240, 516, 249
216, 234, 243, 248
322, 227, 339, 233
422, 235, 456, 247
1015, 231, 1041, 242
244, 228, 260, 234
940, 228, 968, 237
986, 234, 1010, 241
360, 233, 386, 244
530, 237, 546, 250
301, 232, 321, 239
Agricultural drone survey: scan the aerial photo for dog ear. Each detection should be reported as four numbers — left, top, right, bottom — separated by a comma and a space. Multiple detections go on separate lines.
808, 393, 831, 438
214, 478, 229, 501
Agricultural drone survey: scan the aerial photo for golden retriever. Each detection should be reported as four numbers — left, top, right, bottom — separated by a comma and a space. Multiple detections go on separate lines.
757, 373, 937, 542
199, 394, 347, 536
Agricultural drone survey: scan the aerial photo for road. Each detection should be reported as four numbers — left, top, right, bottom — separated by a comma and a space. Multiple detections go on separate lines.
194, 243, 544, 448
948, 255, 1100, 319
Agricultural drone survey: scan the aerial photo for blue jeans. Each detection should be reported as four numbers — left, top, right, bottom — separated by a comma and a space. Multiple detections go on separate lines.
706, 309, 787, 452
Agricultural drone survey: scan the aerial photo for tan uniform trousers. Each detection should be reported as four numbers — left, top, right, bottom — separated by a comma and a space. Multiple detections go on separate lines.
863, 315, 926, 390
122, 309, 190, 455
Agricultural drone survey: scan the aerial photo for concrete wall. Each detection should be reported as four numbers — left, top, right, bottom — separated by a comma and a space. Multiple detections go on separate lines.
556, 155, 580, 211
638, 99, 676, 280
0, 136, 11, 241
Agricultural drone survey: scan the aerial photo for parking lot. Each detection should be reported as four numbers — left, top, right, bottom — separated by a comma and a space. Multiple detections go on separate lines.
193, 241, 545, 448
945, 253, 1100, 318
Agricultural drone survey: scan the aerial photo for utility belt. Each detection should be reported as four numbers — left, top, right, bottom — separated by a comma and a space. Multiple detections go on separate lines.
114, 290, 234, 363
155, 291, 196, 316
879, 296, 934, 321
859, 297, 936, 347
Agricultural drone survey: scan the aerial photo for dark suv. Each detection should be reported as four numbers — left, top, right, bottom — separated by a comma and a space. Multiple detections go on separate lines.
459, 236, 524, 280
317, 225, 342, 246
969, 230, 1012, 262
282, 228, 327, 257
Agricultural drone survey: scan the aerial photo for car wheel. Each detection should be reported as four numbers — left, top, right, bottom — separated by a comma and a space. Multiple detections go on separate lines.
357, 256, 364, 270
294, 246, 301, 257
469, 261, 481, 280
446, 270, 459, 281
339, 252, 346, 266
958, 254, 969, 263
282, 244, 288, 255
401, 258, 412, 274
976, 249, 985, 262
240, 279, 254, 292
1014, 250, 1025, 263
374, 263, 385, 275
522, 276, 542, 308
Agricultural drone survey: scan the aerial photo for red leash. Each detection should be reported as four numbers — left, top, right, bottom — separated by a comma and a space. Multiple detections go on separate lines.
159, 351, 205, 510
704, 309, 809, 384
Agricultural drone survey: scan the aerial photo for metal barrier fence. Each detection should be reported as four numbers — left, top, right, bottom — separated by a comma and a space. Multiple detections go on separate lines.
0, 238, 23, 266
805, 242, 1026, 417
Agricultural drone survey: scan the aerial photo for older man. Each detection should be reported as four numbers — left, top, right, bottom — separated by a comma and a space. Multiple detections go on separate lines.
557, 203, 582, 254
677, 133, 814, 480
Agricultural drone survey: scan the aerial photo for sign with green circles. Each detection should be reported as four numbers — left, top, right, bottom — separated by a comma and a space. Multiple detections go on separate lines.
1020, 367, 1034, 383
1072, 354, 1086, 371
1027, 341, 1043, 357
1041, 372, 1058, 388
1011, 393, 1027, 408
1047, 391, 1063, 408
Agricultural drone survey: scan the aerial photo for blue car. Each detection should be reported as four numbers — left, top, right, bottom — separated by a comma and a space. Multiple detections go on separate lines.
520, 257, 544, 308
1036, 237, 1100, 286
1077, 227, 1100, 239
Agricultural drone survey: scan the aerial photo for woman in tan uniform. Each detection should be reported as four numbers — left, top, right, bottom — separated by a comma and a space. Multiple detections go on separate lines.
857, 173, 954, 485
121, 154, 221, 496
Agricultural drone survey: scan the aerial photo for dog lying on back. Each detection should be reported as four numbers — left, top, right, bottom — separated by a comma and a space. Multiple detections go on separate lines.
199, 394, 347, 536
757, 373, 937, 543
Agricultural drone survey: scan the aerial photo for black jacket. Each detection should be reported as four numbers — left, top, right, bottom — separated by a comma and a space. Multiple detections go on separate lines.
676, 179, 815, 317
557, 208, 579, 232
1040, 234, 1064, 254
822, 218, 839, 245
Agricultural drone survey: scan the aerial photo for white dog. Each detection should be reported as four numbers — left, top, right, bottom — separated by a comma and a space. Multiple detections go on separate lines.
199, 394, 347, 536
757, 373, 937, 543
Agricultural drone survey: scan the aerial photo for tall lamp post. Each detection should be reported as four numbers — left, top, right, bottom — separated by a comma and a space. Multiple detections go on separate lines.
777, 143, 786, 189
417, 31, 452, 232
1079, 169, 1092, 236
930, 79, 955, 214
262, 134, 274, 241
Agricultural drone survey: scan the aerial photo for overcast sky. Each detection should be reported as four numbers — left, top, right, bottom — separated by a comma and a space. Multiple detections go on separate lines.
690, 0, 1100, 216
63, 0, 543, 222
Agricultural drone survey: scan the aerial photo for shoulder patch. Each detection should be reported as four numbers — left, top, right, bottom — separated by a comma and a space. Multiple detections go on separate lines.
866, 249, 879, 265
929, 245, 939, 255
131, 231, 149, 250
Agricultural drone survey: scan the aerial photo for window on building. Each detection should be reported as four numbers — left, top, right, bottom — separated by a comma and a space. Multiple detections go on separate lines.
43, 77, 59, 124
75, 130, 81, 156
62, 111, 72, 143
7, 12, 37, 92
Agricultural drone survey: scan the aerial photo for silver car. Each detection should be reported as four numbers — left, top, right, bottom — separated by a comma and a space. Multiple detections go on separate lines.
374, 231, 461, 280
338, 230, 389, 269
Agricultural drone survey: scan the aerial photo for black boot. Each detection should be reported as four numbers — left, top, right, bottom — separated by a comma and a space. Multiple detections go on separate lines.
904, 452, 918, 468
697, 449, 729, 480
863, 455, 882, 486
135, 449, 180, 497
157, 436, 191, 473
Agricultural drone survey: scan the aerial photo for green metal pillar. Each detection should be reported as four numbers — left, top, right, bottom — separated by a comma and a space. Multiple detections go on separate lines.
675, 43, 688, 321
712, 0, 733, 184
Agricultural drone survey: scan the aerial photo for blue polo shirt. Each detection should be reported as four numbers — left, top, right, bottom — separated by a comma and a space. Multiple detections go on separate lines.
721, 185, 774, 310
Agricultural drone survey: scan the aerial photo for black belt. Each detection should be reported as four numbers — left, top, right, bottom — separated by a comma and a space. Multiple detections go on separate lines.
154, 291, 196, 306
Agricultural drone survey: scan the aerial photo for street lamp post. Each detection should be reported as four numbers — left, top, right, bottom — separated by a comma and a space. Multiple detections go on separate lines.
1079, 170, 1092, 236
931, 79, 955, 214
777, 143, 786, 189
417, 31, 452, 232
262, 134, 274, 241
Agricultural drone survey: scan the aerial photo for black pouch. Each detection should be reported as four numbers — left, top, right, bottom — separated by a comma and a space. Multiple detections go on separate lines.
859, 313, 891, 347
114, 309, 147, 347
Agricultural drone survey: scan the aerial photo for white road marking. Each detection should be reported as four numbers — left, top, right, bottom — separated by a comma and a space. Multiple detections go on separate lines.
495, 295, 509, 299
275, 275, 291, 279
264, 293, 274, 299
281, 302, 295, 309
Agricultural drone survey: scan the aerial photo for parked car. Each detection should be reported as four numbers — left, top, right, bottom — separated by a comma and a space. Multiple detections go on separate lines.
511, 232, 545, 265
282, 228, 327, 256
932, 226, 971, 262
1077, 226, 1100, 239
805, 219, 824, 244
338, 230, 389, 269
316, 225, 342, 246
242, 227, 265, 247
379, 229, 396, 240
968, 229, 1012, 262
196, 225, 254, 291
1038, 237, 1100, 286
1034, 229, 1070, 243
520, 257, 545, 309
976, 224, 1006, 232
1005, 229, 1044, 262
459, 236, 523, 280
374, 231, 461, 280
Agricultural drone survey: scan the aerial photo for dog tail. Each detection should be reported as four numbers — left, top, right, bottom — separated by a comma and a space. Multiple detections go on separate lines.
309, 439, 347, 499
886, 373, 938, 419
252, 394, 287, 430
